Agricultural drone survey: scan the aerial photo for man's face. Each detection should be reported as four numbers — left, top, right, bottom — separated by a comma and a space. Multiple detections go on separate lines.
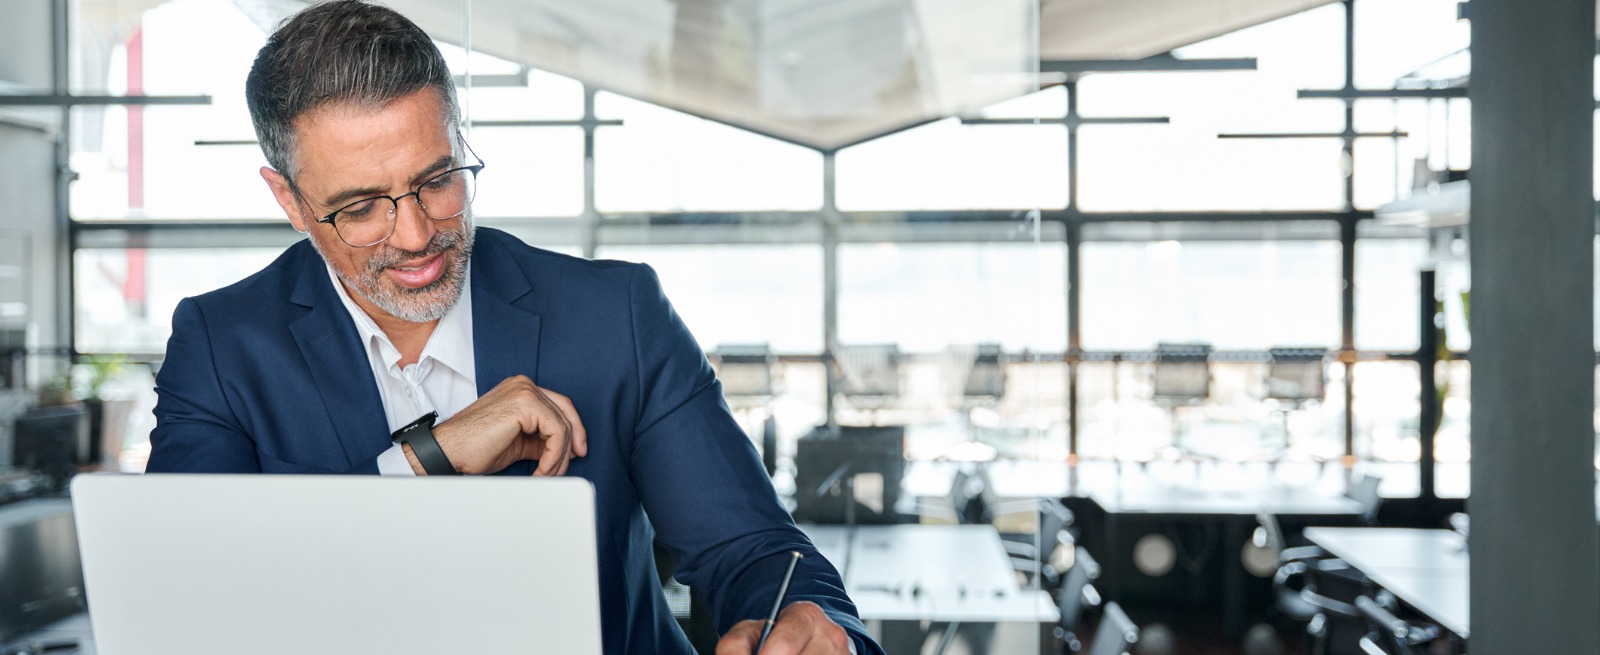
261, 89, 472, 324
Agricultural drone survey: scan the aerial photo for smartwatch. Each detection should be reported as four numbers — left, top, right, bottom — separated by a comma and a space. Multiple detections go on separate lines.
392, 411, 459, 476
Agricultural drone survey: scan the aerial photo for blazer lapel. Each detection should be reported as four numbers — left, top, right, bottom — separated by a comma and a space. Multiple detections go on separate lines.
471, 231, 542, 397
287, 255, 391, 471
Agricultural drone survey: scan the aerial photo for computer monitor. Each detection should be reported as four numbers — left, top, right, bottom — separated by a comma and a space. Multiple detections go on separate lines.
793, 425, 905, 525
0, 499, 85, 644
0, 327, 23, 390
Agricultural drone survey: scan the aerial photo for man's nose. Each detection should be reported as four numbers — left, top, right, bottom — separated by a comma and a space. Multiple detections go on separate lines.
386, 195, 435, 252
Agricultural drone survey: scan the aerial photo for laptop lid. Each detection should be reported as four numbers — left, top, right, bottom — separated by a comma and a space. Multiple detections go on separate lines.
70, 474, 602, 655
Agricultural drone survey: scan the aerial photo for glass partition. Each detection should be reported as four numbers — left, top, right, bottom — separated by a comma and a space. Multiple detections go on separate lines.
47, 0, 1533, 650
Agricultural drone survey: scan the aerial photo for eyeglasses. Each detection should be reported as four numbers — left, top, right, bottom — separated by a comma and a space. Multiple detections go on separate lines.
304, 140, 485, 248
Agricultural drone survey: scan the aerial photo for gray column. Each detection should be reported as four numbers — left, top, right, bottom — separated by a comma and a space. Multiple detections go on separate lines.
1468, 0, 1599, 652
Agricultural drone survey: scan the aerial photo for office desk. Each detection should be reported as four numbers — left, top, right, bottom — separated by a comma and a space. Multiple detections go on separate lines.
1091, 485, 1365, 516
800, 524, 1058, 652
1303, 527, 1469, 639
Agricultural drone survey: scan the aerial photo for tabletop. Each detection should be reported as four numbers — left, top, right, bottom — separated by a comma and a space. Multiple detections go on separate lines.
800, 523, 1059, 623
1303, 527, 1469, 638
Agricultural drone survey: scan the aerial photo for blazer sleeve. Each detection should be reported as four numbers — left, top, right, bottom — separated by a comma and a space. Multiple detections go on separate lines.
148, 298, 384, 475
147, 297, 262, 473
622, 265, 884, 655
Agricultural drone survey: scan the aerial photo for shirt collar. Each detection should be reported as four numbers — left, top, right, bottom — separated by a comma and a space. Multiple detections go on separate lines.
324, 262, 476, 383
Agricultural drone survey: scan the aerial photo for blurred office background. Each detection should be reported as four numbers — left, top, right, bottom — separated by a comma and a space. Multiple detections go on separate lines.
2, 0, 1596, 654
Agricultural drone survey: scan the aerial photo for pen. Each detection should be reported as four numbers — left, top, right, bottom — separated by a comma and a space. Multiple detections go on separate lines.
755, 550, 804, 653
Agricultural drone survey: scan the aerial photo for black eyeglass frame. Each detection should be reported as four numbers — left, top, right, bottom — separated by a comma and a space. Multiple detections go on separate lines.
293, 135, 486, 248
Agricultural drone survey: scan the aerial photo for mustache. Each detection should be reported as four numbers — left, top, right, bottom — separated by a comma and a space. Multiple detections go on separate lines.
365, 229, 464, 272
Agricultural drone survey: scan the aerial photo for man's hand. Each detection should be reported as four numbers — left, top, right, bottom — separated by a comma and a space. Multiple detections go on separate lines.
403, 375, 588, 476
716, 602, 852, 655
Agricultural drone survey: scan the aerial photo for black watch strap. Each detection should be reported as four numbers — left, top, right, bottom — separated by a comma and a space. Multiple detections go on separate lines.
392, 411, 458, 476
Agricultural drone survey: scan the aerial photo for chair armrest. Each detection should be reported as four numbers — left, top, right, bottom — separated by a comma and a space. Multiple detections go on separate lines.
1001, 540, 1041, 562
1278, 545, 1327, 564
1081, 583, 1101, 609
1301, 588, 1359, 619
1357, 636, 1388, 655
1273, 561, 1307, 588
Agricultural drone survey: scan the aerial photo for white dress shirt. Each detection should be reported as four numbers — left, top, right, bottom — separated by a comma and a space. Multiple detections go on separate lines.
324, 264, 479, 475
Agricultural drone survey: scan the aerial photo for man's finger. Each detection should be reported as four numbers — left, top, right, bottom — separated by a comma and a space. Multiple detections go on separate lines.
522, 432, 570, 477
542, 390, 589, 457
715, 619, 762, 655
529, 389, 573, 476
755, 612, 813, 655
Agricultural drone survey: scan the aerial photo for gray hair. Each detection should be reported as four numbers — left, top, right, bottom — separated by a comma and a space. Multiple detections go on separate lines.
245, 0, 460, 181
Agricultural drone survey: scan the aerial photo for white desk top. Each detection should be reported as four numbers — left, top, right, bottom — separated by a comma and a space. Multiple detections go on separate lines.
1304, 527, 1469, 638
1303, 527, 1468, 573
801, 524, 1059, 623
1093, 486, 1364, 516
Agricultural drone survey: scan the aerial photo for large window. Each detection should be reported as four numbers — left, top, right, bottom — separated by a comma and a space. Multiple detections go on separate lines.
75, 248, 283, 353
58, 0, 1530, 485
838, 242, 1066, 353
1080, 238, 1341, 351
592, 244, 824, 353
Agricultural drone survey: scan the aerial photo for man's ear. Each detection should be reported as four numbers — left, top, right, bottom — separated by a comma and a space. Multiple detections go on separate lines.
261, 166, 310, 233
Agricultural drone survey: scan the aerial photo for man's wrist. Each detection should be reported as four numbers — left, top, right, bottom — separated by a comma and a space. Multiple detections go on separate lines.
392, 412, 458, 476
400, 443, 426, 475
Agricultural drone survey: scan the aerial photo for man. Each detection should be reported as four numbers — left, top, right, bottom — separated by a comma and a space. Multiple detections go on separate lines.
146, 2, 878, 654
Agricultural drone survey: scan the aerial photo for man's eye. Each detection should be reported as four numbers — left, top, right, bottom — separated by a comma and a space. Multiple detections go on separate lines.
423, 171, 457, 191
340, 199, 381, 220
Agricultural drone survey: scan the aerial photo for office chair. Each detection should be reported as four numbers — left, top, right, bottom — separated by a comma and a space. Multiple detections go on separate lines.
711, 343, 776, 404
1301, 559, 1375, 655
1255, 512, 1329, 566
1053, 546, 1104, 653
1085, 601, 1139, 655
943, 465, 1076, 585
1152, 343, 1212, 457
1257, 512, 1332, 629
834, 344, 903, 422
1346, 473, 1383, 525
1355, 595, 1442, 655
956, 343, 1006, 402
1264, 347, 1328, 458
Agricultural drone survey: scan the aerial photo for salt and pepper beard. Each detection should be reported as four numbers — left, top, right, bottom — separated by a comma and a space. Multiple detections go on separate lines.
310, 215, 475, 323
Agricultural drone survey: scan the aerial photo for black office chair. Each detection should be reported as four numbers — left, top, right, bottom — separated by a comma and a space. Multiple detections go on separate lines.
1264, 347, 1328, 457
1257, 512, 1331, 624
835, 343, 903, 422
950, 342, 1006, 403
1053, 546, 1104, 653
1256, 512, 1329, 565
1355, 595, 1442, 655
1085, 601, 1139, 655
1152, 343, 1212, 456
1301, 559, 1375, 655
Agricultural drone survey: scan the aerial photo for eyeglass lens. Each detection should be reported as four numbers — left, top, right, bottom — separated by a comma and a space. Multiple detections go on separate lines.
332, 167, 477, 247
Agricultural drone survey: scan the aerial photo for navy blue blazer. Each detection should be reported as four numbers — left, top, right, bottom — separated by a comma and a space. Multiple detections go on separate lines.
147, 227, 880, 655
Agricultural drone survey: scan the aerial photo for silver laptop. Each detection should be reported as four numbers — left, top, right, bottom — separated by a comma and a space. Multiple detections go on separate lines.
71, 474, 603, 655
